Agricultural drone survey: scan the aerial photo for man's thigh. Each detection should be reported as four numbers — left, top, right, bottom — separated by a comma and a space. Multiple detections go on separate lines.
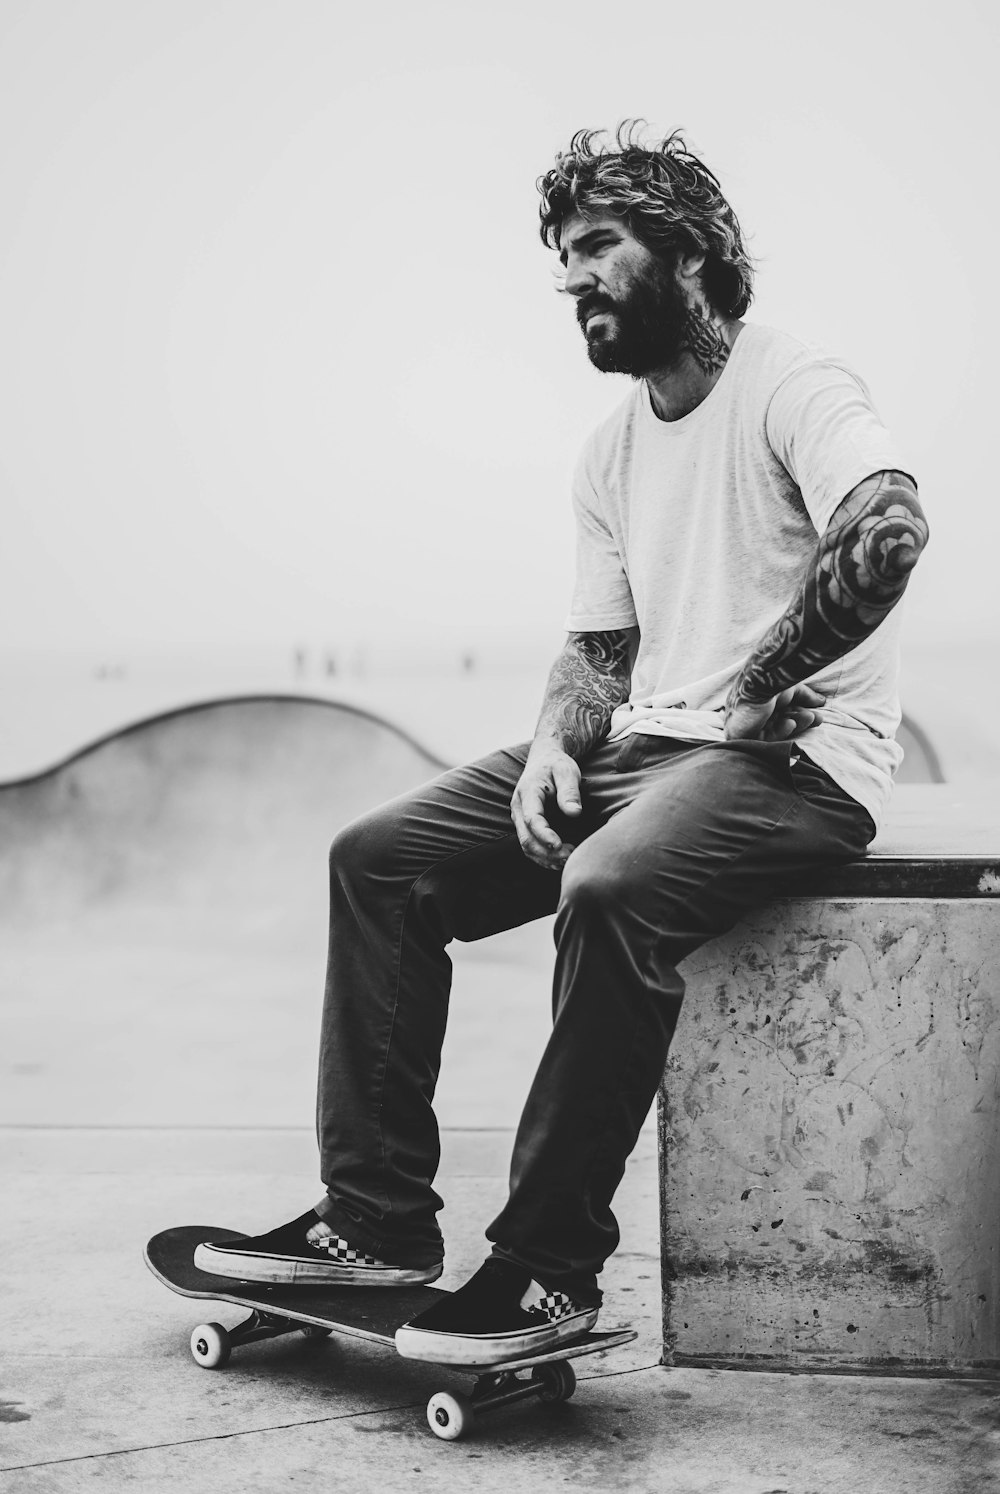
567, 737, 874, 952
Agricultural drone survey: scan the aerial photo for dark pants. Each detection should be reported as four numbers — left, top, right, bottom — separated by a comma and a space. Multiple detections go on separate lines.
314, 734, 875, 1306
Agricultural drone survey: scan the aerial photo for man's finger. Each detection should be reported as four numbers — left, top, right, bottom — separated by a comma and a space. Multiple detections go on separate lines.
789, 684, 826, 706
775, 684, 825, 712
552, 761, 583, 816
511, 807, 553, 861
512, 779, 564, 852
786, 707, 826, 730
765, 707, 825, 741
513, 779, 546, 823
518, 818, 570, 870
525, 811, 564, 851
766, 715, 798, 741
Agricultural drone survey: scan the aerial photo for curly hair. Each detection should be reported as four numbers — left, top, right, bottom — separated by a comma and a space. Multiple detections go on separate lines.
538, 122, 754, 319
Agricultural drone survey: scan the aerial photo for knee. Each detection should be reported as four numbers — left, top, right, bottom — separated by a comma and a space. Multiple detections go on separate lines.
329, 808, 396, 883
559, 843, 693, 939
559, 845, 639, 915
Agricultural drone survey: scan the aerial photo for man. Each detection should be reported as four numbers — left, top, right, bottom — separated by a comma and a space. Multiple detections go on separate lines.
196, 125, 928, 1368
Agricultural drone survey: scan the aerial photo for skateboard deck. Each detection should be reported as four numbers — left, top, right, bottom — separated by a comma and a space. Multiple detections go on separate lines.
144, 1226, 637, 1440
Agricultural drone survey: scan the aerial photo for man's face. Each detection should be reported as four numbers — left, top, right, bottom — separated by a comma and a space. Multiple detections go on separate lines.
559, 212, 688, 376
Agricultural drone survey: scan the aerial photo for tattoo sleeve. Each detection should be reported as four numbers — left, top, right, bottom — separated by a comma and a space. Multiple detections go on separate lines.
727, 470, 928, 710
534, 628, 638, 758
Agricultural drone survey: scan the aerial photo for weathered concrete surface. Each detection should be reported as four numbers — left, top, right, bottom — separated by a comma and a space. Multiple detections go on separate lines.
663, 897, 1000, 1374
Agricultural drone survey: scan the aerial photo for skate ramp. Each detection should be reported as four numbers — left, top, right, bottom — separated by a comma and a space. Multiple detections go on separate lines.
0, 694, 448, 929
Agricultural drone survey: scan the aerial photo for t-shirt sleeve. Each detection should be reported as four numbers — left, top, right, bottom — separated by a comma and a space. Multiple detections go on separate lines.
765, 359, 911, 534
564, 452, 637, 632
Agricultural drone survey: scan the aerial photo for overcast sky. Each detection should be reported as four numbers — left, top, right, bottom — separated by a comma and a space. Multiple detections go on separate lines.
0, 0, 994, 659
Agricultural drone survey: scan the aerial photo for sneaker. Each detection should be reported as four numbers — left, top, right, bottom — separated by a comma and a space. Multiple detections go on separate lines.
394, 1257, 598, 1366
193, 1210, 444, 1286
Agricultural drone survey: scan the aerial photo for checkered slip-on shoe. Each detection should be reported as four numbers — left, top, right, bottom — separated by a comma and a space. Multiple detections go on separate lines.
395, 1257, 598, 1365
193, 1210, 443, 1286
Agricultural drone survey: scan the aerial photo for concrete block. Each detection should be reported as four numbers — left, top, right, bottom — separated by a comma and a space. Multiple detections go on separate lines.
659, 787, 1000, 1376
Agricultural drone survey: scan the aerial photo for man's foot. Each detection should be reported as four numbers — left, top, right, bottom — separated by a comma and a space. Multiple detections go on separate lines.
395, 1257, 598, 1365
193, 1210, 444, 1286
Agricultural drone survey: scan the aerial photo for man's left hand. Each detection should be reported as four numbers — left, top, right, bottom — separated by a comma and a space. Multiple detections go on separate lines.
724, 683, 826, 741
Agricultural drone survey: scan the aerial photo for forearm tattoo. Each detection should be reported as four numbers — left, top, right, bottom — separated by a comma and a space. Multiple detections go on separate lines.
729, 470, 928, 708
537, 629, 636, 757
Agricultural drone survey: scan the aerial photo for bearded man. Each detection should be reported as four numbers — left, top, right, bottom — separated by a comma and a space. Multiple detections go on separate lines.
196, 126, 929, 1366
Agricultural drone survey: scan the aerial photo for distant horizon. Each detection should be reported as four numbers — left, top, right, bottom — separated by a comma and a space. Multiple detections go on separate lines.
0, 621, 991, 669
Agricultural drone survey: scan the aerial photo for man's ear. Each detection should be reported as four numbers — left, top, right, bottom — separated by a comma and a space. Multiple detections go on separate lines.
675, 247, 707, 284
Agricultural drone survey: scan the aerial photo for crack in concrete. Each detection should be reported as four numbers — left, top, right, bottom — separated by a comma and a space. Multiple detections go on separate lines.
0, 1361, 664, 1472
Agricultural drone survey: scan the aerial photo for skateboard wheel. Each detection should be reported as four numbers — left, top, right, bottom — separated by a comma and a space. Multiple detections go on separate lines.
426, 1390, 473, 1441
532, 1360, 576, 1402
190, 1322, 231, 1369
300, 1325, 332, 1340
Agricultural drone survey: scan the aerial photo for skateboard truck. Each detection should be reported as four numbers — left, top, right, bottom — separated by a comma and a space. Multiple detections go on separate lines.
189, 1309, 587, 1440
190, 1309, 331, 1368
436, 1359, 578, 1438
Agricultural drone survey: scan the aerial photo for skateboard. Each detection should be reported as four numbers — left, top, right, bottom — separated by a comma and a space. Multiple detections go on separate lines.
144, 1226, 637, 1441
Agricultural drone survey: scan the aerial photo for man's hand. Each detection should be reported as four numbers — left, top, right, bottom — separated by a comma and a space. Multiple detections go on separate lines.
511, 628, 636, 870
724, 683, 826, 742
511, 748, 583, 870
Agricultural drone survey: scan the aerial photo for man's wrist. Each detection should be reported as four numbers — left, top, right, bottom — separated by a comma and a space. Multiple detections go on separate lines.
527, 730, 575, 763
727, 671, 777, 711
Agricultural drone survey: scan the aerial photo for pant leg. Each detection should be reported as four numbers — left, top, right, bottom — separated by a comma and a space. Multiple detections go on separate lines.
315, 743, 560, 1266
487, 736, 875, 1304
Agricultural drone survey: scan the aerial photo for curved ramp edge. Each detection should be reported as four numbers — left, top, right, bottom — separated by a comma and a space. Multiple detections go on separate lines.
0, 694, 451, 919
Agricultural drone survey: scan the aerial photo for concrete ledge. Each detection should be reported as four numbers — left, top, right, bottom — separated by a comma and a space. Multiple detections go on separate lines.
777, 783, 1000, 897
660, 785, 1000, 1377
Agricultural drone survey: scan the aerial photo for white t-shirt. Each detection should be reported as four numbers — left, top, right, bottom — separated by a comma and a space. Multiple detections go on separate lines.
565, 321, 913, 830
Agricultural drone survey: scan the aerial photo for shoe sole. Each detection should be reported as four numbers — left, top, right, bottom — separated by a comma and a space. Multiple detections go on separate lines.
193, 1243, 443, 1286
394, 1306, 599, 1365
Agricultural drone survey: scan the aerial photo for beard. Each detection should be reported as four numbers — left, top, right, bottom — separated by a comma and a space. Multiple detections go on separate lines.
576, 259, 688, 377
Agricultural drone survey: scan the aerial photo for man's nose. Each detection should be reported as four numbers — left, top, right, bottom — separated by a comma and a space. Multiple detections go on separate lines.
563, 256, 595, 298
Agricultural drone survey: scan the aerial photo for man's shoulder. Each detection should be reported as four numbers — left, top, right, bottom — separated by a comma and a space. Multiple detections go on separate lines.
735, 324, 879, 430
736, 321, 840, 382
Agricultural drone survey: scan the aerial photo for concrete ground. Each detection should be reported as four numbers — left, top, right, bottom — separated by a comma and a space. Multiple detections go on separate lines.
2, 699, 999, 1491
4, 1119, 997, 1494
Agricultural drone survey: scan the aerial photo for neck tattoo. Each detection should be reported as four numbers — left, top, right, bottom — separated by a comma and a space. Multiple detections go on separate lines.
680, 307, 731, 377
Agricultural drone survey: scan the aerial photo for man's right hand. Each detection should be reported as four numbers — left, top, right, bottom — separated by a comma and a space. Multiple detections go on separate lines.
511, 748, 583, 870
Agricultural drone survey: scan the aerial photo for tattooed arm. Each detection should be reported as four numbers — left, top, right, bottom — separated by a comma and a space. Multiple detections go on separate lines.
511, 628, 639, 868
724, 470, 928, 740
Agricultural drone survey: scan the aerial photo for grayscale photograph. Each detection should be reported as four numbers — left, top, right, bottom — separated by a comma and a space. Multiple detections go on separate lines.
1, 1, 997, 1490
